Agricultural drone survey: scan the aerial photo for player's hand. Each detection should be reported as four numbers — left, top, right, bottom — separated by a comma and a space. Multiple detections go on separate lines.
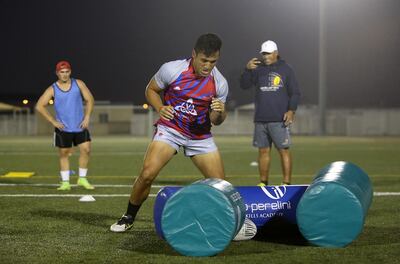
159, 105, 175, 121
211, 98, 225, 113
284, 110, 295, 126
246, 58, 262, 70
52, 120, 65, 130
80, 116, 90, 129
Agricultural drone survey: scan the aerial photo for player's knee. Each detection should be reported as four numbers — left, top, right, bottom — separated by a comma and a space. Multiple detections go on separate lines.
59, 149, 71, 157
80, 146, 91, 156
138, 166, 157, 186
278, 148, 290, 155
259, 148, 270, 156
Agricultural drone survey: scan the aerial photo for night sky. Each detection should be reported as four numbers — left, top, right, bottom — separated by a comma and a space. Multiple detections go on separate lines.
1, 0, 399, 108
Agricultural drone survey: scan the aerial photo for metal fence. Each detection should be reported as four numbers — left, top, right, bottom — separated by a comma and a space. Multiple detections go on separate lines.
0, 109, 34, 136
1, 104, 400, 136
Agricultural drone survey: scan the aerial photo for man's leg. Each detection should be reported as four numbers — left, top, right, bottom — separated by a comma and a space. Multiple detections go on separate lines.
278, 148, 292, 184
78, 141, 91, 169
58, 148, 72, 191
253, 123, 271, 185
130, 141, 176, 204
190, 150, 225, 179
258, 147, 271, 185
59, 148, 71, 171
268, 122, 292, 185
77, 141, 94, 189
110, 141, 176, 232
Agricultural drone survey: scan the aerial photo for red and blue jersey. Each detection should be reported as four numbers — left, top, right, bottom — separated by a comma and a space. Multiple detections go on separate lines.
153, 58, 228, 139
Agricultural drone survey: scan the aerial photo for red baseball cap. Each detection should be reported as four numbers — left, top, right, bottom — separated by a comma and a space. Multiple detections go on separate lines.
55, 61, 71, 72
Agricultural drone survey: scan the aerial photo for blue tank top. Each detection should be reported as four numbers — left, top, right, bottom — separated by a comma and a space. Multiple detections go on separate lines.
52, 78, 84, 132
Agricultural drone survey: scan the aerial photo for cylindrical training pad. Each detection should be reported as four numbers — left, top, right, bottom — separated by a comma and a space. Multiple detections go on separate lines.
161, 179, 246, 257
296, 161, 373, 247
153, 186, 181, 239
154, 185, 308, 238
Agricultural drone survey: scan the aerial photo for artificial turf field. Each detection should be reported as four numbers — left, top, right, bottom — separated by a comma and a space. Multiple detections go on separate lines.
0, 136, 399, 263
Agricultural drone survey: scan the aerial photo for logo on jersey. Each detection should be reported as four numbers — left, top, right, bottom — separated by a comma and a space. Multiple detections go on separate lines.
260, 185, 287, 200
174, 98, 197, 116
260, 72, 283, 92
173, 86, 181, 91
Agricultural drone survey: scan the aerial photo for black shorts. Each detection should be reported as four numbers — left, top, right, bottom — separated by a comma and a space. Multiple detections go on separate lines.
54, 128, 91, 148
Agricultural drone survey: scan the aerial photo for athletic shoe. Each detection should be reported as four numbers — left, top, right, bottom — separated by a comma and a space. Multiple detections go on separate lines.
77, 178, 95, 190
57, 181, 71, 191
233, 218, 258, 241
110, 214, 134, 232
281, 182, 291, 185
257, 183, 267, 187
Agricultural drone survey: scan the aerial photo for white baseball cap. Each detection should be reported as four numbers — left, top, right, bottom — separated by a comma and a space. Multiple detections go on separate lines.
260, 40, 278, 53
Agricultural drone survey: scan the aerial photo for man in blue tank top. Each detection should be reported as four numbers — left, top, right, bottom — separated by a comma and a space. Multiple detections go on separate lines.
36, 61, 95, 191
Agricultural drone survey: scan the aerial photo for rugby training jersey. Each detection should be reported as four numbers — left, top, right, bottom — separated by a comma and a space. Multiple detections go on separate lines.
154, 58, 228, 140
52, 78, 85, 132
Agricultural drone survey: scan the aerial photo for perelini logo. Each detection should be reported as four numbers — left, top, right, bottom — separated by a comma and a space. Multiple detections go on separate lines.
245, 200, 291, 213
174, 98, 197, 116
260, 186, 287, 200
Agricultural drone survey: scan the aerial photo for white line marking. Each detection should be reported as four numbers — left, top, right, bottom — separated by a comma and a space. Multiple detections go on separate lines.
0, 183, 170, 188
373, 192, 400, 196
0, 192, 398, 198
0, 182, 398, 197
0, 152, 146, 156
0, 194, 157, 197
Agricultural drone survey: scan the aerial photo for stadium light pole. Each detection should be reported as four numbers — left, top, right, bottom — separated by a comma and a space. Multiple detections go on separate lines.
318, 0, 327, 135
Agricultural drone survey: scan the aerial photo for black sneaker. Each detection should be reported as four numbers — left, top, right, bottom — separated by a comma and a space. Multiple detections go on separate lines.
110, 214, 134, 232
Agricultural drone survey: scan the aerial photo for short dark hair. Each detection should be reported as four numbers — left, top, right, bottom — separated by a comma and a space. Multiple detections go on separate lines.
194, 33, 222, 56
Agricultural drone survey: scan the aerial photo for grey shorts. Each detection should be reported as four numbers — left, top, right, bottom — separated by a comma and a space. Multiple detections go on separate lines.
153, 125, 218, 157
253, 122, 291, 149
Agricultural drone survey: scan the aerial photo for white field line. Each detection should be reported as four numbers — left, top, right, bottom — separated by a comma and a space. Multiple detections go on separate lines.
3, 174, 399, 179
0, 193, 398, 198
0, 152, 146, 156
373, 192, 400, 196
0, 194, 156, 197
0, 183, 165, 198
0, 149, 248, 155
0, 181, 398, 197
0, 183, 169, 188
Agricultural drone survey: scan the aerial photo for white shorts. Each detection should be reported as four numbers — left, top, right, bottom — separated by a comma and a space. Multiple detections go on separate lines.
153, 125, 218, 157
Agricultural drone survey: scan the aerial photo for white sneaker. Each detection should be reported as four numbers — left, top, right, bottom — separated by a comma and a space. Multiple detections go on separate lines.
233, 218, 257, 241
110, 214, 134, 232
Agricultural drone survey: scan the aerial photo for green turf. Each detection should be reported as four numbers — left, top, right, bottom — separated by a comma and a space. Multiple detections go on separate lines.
0, 136, 399, 263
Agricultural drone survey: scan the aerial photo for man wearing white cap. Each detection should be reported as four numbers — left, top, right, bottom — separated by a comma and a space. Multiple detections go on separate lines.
240, 40, 301, 186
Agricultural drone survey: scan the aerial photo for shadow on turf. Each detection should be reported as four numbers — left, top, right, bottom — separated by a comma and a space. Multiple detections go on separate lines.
30, 209, 116, 228
354, 225, 400, 246
253, 217, 309, 246
119, 217, 310, 256
118, 229, 178, 256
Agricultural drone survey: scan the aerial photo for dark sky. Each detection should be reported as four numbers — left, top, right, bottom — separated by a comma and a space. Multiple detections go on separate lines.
1, 0, 399, 108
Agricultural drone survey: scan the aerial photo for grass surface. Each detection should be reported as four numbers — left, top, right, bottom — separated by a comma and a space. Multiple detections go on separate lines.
0, 136, 399, 263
